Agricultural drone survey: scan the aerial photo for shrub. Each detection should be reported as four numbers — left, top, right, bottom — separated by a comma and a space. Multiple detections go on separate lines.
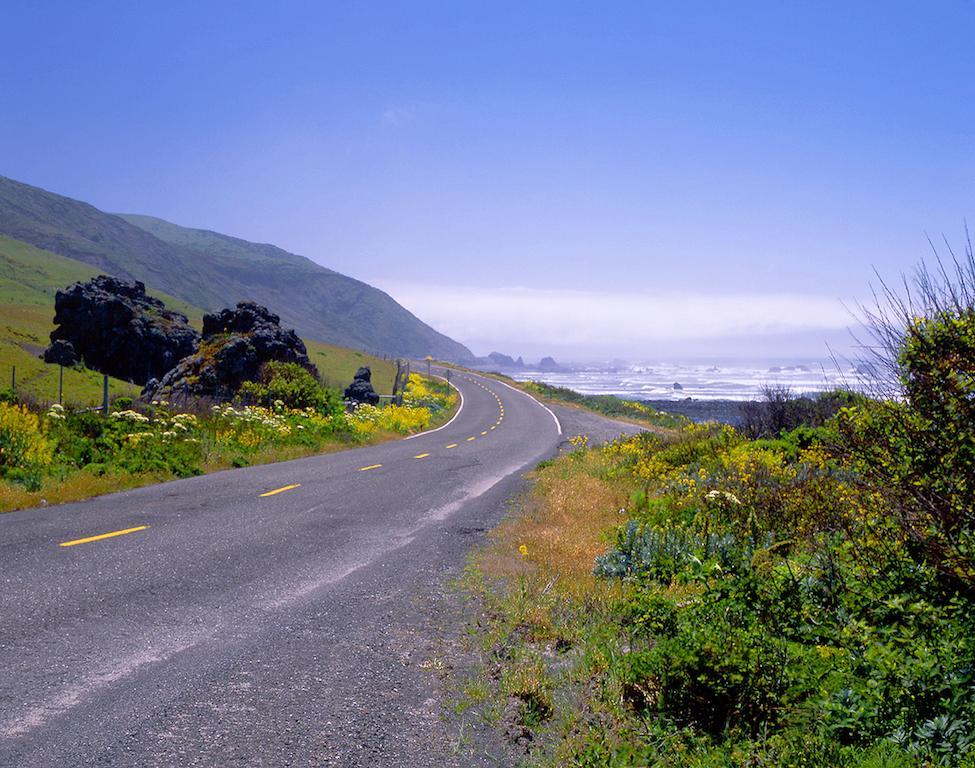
836, 242, 975, 589
595, 521, 747, 583
403, 373, 456, 413
739, 385, 854, 439
238, 361, 341, 415
0, 402, 53, 480
350, 403, 430, 435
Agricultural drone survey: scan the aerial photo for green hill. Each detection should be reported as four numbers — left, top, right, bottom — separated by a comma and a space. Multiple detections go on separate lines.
0, 175, 472, 360
0, 234, 395, 404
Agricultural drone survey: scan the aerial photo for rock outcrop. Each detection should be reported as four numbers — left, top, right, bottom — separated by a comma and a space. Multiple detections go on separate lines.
42, 275, 200, 384
487, 352, 521, 369
344, 366, 380, 405
538, 356, 563, 372
144, 301, 317, 400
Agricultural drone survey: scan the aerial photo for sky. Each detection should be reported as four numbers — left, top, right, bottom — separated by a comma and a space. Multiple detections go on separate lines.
2, 1, 974, 361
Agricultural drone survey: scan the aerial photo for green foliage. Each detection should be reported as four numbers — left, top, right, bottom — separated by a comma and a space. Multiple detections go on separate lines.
835, 309, 975, 588
589, 416, 975, 765
238, 361, 341, 415
1, 382, 439, 508
0, 403, 53, 480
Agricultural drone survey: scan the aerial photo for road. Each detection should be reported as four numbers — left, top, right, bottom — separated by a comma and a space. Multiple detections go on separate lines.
0, 370, 638, 767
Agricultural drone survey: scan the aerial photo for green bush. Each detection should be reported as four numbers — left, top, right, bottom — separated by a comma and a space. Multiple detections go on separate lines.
238, 361, 341, 415
0, 402, 52, 476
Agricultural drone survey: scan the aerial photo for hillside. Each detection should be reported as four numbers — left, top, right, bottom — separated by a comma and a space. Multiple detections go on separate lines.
0, 234, 395, 404
0, 175, 472, 360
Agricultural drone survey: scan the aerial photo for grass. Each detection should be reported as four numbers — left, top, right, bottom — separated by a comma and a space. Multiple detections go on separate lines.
0, 236, 144, 404
453, 447, 632, 761
305, 338, 396, 394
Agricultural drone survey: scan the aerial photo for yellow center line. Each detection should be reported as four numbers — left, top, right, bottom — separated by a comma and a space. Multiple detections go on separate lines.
359, 464, 383, 471
260, 483, 301, 497
467, 436, 477, 441
446, 443, 458, 449
490, 425, 496, 430
481, 431, 488, 435
59, 525, 149, 548
414, 452, 431, 459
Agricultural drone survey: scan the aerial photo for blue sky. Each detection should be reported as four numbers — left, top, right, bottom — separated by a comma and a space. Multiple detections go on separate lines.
3, 2, 973, 359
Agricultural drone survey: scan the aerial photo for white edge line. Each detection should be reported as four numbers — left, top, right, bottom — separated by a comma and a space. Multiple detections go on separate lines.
490, 376, 563, 436
403, 373, 465, 440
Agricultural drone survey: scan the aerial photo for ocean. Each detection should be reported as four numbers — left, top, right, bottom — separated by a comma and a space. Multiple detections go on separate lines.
504, 359, 861, 402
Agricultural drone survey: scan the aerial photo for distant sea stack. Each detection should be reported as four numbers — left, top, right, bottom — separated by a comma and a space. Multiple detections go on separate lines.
487, 351, 521, 368
538, 356, 564, 372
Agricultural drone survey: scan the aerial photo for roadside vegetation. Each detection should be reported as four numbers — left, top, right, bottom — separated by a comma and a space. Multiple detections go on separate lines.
0, 367, 456, 513
458, 252, 975, 766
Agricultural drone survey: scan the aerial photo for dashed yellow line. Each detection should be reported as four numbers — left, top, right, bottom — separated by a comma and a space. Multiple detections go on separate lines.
59, 525, 149, 548
260, 483, 301, 497
359, 464, 383, 471
414, 452, 431, 459
490, 425, 496, 430
467, 436, 477, 442
446, 443, 458, 449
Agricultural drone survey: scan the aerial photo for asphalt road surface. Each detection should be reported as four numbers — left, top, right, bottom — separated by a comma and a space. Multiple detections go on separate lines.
0, 370, 639, 767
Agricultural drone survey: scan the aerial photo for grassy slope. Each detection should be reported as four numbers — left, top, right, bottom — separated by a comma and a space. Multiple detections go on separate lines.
0, 175, 472, 359
0, 234, 396, 403
119, 213, 472, 360
1, 235, 142, 404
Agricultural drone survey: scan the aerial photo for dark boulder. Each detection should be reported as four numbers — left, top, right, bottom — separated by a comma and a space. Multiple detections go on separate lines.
42, 275, 199, 384
144, 301, 317, 400
43, 339, 77, 367
344, 366, 380, 405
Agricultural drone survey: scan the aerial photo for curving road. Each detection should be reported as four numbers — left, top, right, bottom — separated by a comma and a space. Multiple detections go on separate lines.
0, 370, 633, 767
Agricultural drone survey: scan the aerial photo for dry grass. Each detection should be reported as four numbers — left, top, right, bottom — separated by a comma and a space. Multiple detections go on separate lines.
478, 450, 630, 602
451, 446, 639, 755
0, 469, 177, 512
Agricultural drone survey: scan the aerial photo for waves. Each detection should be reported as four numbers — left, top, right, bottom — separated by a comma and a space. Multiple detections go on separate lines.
508, 359, 862, 402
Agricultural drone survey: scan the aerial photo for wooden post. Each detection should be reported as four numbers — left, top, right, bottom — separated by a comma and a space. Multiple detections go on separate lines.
102, 375, 109, 415
59, 365, 64, 404
11, 365, 15, 392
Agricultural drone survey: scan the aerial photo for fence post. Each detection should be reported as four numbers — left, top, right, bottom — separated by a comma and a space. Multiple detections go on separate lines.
59, 365, 64, 404
11, 365, 15, 392
102, 375, 109, 415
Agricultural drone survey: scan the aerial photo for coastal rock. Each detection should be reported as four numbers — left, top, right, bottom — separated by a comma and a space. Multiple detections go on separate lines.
673, 382, 684, 390
144, 301, 317, 400
487, 351, 519, 368
538, 356, 563, 372
42, 275, 200, 384
344, 366, 380, 405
